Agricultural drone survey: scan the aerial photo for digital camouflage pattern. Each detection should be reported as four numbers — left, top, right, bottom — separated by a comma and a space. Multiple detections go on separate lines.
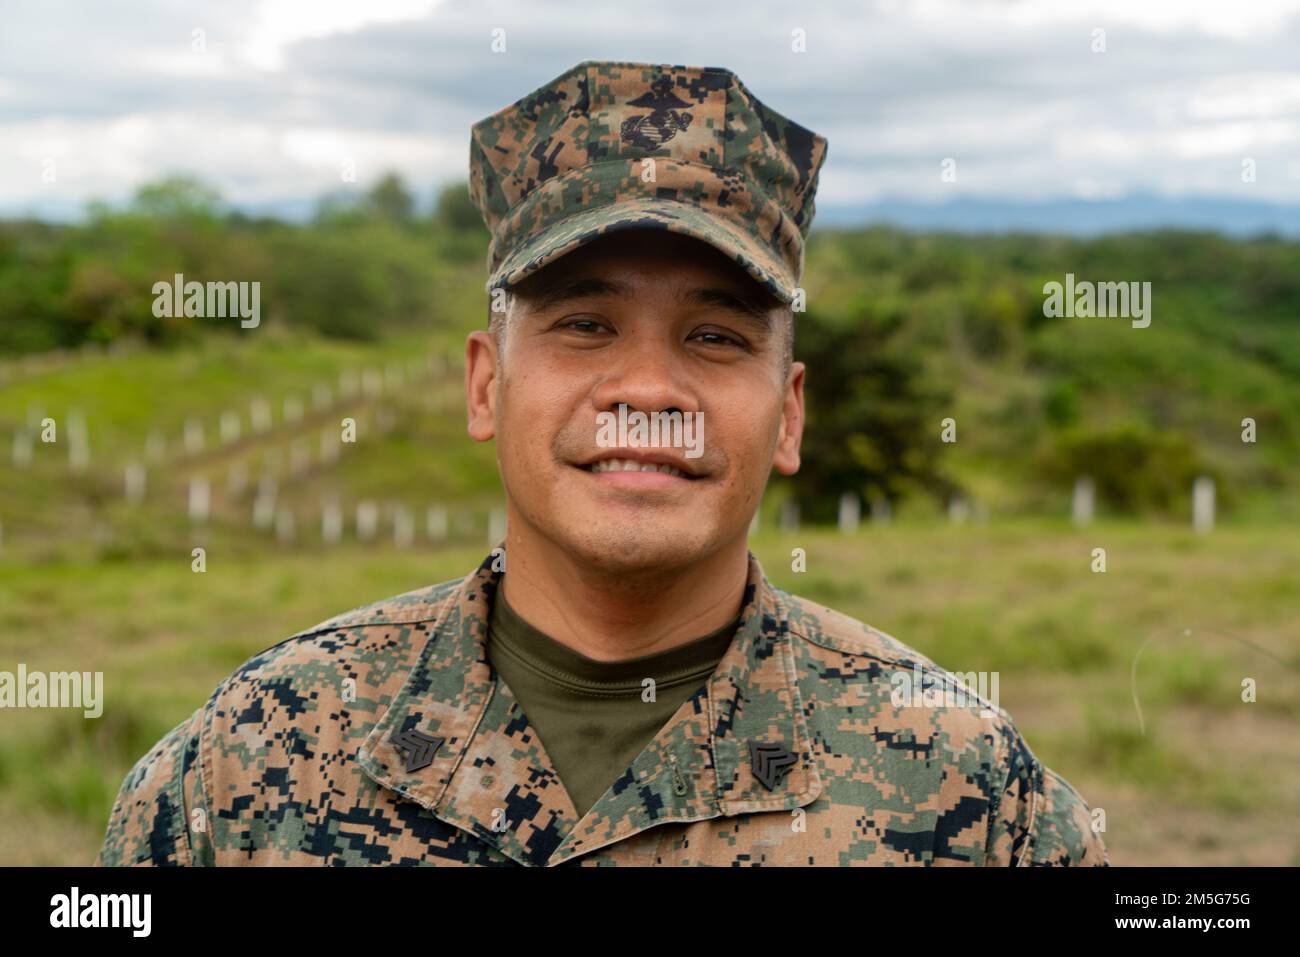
468, 60, 828, 306
97, 549, 1109, 866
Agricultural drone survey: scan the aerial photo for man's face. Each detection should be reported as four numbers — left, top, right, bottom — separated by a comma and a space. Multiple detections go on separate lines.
465, 229, 805, 574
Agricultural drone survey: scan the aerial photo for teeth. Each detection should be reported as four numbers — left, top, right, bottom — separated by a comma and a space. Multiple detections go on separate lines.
588, 458, 687, 478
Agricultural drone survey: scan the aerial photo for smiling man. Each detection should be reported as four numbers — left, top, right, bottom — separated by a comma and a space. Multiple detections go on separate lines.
97, 60, 1108, 867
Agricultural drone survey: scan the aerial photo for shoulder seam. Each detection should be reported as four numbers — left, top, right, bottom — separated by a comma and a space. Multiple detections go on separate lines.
785, 619, 922, 670
250, 591, 460, 657
780, 608, 925, 670
773, 584, 931, 669
779, 590, 1012, 723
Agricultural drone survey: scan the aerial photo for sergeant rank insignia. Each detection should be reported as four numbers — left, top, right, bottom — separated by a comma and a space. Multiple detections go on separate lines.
749, 740, 797, 790
390, 728, 444, 773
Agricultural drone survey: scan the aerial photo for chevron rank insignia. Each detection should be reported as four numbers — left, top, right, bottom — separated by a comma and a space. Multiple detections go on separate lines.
749, 740, 797, 791
390, 728, 444, 773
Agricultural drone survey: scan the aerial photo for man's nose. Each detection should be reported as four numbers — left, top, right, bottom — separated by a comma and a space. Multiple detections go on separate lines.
589, 336, 699, 416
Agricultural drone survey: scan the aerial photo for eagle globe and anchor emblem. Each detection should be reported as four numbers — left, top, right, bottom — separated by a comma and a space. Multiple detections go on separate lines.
619, 74, 695, 149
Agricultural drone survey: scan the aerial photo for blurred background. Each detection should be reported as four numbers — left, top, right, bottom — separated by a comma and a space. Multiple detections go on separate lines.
1, 0, 1298, 865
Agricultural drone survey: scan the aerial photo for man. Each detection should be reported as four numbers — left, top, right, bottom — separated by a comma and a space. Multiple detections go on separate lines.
98, 60, 1108, 866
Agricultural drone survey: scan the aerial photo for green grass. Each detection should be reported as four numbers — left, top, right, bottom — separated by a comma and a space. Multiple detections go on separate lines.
1, 522, 1296, 864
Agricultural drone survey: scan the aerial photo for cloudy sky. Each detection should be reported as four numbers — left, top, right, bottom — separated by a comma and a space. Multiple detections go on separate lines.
3, 0, 1299, 230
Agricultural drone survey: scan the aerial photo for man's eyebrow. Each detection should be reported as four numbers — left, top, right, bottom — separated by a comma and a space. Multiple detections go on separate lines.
526, 277, 631, 311
524, 277, 775, 332
682, 287, 775, 332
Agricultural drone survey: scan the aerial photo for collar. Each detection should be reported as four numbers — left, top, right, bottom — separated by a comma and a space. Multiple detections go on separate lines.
357, 547, 822, 867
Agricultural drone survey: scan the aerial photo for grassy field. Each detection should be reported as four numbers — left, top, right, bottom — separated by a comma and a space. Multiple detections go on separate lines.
2, 309, 1297, 866
5, 209, 1299, 866
1, 520, 1296, 866
0, 330, 506, 559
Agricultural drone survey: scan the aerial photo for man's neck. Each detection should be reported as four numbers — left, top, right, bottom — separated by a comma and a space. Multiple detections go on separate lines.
496, 527, 750, 662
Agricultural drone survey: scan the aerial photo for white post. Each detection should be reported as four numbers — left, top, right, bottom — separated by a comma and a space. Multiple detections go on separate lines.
321, 500, 344, 543
779, 499, 799, 532
321, 500, 343, 544
426, 504, 448, 541
124, 462, 146, 504
356, 501, 378, 540
948, 497, 970, 524
250, 397, 272, 433
188, 476, 210, 523
837, 492, 860, 533
1072, 476, 1095, 526
393, 504, 415, 548
1193, 476, 1215, 533
253, 496, 274, 530
11, 430, 32, 468
253, 475, 276, 529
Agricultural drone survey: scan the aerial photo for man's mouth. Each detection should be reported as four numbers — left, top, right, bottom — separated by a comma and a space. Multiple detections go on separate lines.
584, 457, 691, 479
575, 451, 704, 481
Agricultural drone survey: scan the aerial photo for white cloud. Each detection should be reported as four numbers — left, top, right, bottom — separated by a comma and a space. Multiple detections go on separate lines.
1, 0, 1299, 219
243, 0, 444, 70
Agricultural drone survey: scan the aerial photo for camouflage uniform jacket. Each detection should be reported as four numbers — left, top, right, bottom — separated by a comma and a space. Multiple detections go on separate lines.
97, 549, 1109, 866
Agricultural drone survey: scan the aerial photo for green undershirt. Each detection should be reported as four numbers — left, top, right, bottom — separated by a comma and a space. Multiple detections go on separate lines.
486, 588, 739, 819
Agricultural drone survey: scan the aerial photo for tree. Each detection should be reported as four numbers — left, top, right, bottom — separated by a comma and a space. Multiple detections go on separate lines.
365, 173, 415, 224
434, 182, 486, 234
792, 308, 954, 522
129, 175, 223, 221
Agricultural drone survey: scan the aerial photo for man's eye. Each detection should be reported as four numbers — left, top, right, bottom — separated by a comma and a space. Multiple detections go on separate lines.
690, 329, 746, 349
560, 317, 608, 333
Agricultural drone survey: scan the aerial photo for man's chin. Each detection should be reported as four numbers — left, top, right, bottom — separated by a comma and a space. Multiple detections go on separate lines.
554, 521, 719, 575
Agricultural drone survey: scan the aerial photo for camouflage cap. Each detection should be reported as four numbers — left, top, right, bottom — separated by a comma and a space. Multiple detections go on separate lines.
468, 60, 828, 306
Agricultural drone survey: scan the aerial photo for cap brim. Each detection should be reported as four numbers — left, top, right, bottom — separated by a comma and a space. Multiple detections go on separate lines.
487, 197, 798, 305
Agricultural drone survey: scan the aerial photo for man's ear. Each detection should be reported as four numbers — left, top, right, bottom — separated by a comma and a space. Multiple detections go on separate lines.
465, 330, 498, 442
772, 360, 805, 476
